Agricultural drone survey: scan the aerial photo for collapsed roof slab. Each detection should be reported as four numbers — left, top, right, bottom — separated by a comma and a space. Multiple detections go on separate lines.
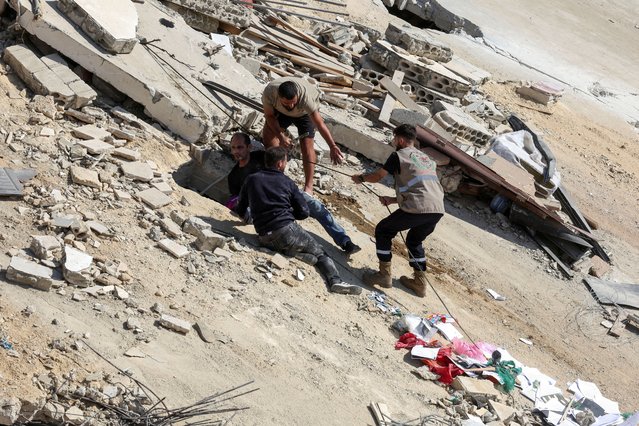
324, 113, 393, 165
12, 0, 262, 143
57, 0, 139, 54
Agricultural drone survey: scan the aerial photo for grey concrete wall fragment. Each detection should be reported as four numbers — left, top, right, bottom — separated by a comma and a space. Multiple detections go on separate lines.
162, 0, 251, 29
385, 23, 453, 63
162, 1, 219, 33
57, 0, 139, 54
382, 0, 482, 37
324, 115, 392, 164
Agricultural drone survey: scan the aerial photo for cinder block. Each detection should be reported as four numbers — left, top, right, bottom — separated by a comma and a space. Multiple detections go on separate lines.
385, 22, 453, 62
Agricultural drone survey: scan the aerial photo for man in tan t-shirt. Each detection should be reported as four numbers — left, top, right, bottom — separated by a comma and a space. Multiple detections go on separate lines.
262, 77, 344, 195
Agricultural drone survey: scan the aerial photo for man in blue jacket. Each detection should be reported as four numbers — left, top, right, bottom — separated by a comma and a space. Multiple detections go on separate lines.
236, 147, 362, 295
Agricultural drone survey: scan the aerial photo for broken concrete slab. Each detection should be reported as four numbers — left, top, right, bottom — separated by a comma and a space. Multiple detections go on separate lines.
151, 181, 173, 194
324, 113, 393, 164
385, 22, 453, 63
70, 166, 101, 189
112, 147, 141, 161
162, 0, 252, 31
270, 253, 289, 270
442, 55, 491, 86
40, 53, 97, 108
158, 238, 189, 257
430, 100, 494, 146
0, 168, 25, 196
3, 44, 75, 105
137, 188, 172, 209
195, 229, 225, 251
158, 313, 192, 334
390, 108, 431, 127
160, 217, 183, 237
75, 139, 114, 155
63, 246, 93, 287
6, 256, 54, 291
121, 161, 154, 182
72, 124, 111, 141
0, 397, 21, 426
57, 0, 139, 54
183, 216, 212, 236
30, 235, 61, 259
369, 40, 471, 98
12, 0, 262, 143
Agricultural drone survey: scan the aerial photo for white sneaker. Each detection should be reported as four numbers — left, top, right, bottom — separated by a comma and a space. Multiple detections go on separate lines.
330, 282, 362, 295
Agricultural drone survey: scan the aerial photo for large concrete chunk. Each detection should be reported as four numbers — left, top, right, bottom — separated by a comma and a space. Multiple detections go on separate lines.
12, 0, 262, 143
30, 235, 62, 259
162, 0, 252, 31
324, 114, 393, 164
385, 23, 453, 63
158, 313, 192, 334
40, 54, 97, 107
430, 100, 494, 146
0, 397, 21, 425
3, 44, 75, 105
137, 188, 172, 209
121, 161, 154, 182
70, 166, 101, 189
369, 40, 471, 98
63, 246, 94, 287
57, 0, 138, 54
6, 256, 54, 291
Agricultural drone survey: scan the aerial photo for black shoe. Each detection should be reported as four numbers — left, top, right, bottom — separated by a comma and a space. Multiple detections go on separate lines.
342, 240, 361, 254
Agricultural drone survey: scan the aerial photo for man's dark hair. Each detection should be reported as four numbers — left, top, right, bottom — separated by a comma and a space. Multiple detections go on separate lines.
265, 146, 288, 168
231, 132, 251, 146
278, 81, 298, 100
393, 123, 417, 141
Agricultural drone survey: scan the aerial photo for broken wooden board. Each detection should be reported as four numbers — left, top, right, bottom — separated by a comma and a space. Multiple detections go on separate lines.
261, 46, 352, 77
378, 70, 404, 124
380, 75, 423, 111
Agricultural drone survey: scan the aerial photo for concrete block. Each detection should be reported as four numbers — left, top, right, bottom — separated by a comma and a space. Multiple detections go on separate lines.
385, 22, 453, 62
213, 247, 232, 259
403, 79, 461, 106
270, 253, 289, 269
441, 55, 491, 86
183, 216, 211, 236
516, 86, 554, 105
158, 313, 192, 334
30, 235, 61, 259
370, 40, 470, 98
163, 1, 220, 33
13, 0, 263, 143
160, 217, 183, 237
239, 57, 261, 76
57, 0, 138, 54
195, 229, 225, 251
6, 256, 54, 291
3, 44, 75, 104
40, 53, 96, 108
352, 79, 375, 92
162, 0, 252, 29
324, 114, 393, 164
390, 108, 431, 127
121, 161, 154, 182
159, 238, 189, 258
114, 189, 132, 201
431, 101, 493, 146
73, 124, 111, 140
75, 139, 114, 155
112, 147, 141, 161
63, 246, 93, 287
0, 397, 21, 425
137, 188, 172, 209
70, 166, 101, 189
152, 181, 173, 194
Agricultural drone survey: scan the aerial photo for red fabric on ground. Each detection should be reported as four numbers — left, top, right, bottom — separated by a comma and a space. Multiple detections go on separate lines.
423, 347, 464, 384
395, 332, 427, 349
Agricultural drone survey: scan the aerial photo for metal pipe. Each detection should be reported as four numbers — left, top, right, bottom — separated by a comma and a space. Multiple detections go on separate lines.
230, 1, 352, 25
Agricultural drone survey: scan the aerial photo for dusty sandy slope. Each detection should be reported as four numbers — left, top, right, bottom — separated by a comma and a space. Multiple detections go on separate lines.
1, 1, 638, 425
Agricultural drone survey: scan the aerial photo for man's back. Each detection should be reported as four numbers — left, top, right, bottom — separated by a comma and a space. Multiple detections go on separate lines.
237, 168, 309, 236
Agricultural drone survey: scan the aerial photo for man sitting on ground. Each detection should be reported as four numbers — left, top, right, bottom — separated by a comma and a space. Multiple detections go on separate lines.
227, 132, 360, 254
236, 146, 361, 295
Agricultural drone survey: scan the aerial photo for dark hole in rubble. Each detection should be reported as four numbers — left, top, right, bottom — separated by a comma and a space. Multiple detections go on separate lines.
174, 144, 235, 205
384, 5, 448, 32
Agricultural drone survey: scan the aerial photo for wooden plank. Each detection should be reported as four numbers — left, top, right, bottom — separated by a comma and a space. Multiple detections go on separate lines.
380, 75, 423, 111
258, 61, 294, 77
320, 87, 374, 97
315, 73, 353, 86
358, 99, 380, 113
261, 46, 353, 76
248, 24, 353, 74
378, 70, 404, 124
270, 16, 342, 60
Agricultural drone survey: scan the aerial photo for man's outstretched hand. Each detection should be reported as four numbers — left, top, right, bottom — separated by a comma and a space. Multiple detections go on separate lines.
330, 145, 344, 165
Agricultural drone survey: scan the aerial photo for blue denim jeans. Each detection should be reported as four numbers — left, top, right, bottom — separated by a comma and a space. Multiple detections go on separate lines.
302, 192, 350, 248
